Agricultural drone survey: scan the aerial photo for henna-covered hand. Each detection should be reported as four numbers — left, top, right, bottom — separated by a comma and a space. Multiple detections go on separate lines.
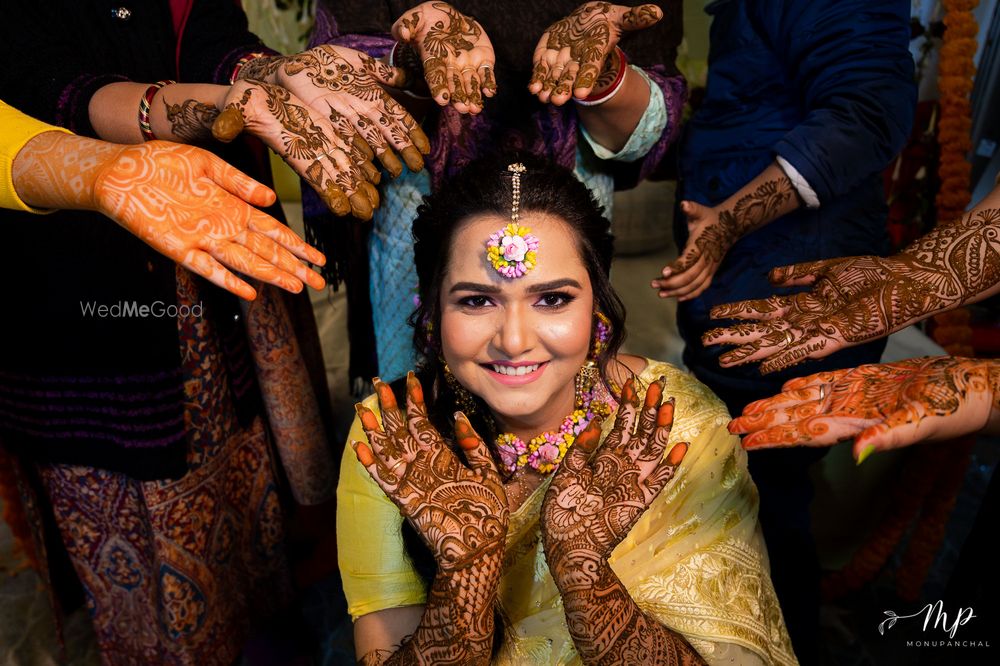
541, 378, 701, 665
529, 2, 661, 105
653, 176, 796, 302
702, 255, 941, 373
353, 373, 508, 664
729, 357, 997, 464
393, 1, 496, 114
704, 206, 1000, 373
212, 79, 381, 220
12, 132, 325, 300
238, 45, 430, 178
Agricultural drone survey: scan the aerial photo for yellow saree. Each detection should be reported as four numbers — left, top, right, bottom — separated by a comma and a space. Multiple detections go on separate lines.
337, 359, 797, 665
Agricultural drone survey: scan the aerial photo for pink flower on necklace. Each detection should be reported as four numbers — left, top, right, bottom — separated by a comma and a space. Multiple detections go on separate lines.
498, 444, 519, 470
536, 442, 560, 464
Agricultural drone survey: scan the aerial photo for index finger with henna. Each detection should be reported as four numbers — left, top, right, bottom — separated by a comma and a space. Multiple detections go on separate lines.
603, 377, 641, 452
709, 295, 794, 321
404, 371, 440, 451
740, 416, 874, 450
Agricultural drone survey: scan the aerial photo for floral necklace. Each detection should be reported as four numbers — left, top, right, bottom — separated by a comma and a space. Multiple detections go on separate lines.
495, 368, 611, 474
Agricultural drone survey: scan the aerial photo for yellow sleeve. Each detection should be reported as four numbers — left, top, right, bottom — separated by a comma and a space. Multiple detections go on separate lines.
0, 100, 72, 213
336, 394, 427, 620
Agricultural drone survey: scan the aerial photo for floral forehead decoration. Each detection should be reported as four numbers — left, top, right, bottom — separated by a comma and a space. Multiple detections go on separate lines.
486, 163, 539, 279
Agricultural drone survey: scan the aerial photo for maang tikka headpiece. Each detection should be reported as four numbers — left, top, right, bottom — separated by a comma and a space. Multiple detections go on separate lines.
486, 163, 539, 279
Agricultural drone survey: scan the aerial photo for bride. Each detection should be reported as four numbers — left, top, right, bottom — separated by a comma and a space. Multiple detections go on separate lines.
337, 155, 797, 665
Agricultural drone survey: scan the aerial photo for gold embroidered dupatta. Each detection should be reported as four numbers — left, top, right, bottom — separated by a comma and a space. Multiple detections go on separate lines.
337, 360, 797, 665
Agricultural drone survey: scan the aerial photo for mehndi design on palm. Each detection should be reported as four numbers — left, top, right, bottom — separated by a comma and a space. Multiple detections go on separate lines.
730, 357, 996, 462
352, 373, 508, 662
529, 2, 662, 105
704, 208, 1000, 373
541, 378, 686, 569
393, 1, 497, 114
540, 377, 700, 665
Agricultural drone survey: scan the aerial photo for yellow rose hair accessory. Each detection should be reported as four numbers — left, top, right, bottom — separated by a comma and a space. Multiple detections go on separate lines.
486, 163, 539, 279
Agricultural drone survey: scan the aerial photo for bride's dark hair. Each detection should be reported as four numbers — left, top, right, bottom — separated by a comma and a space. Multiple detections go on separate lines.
399, 153, 627, 654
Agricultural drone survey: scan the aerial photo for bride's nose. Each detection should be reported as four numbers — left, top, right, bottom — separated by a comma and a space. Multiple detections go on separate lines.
492, 303, 536, 358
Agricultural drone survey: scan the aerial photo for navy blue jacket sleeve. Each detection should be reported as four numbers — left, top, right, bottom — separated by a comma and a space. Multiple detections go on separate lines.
767, 0, 916, 204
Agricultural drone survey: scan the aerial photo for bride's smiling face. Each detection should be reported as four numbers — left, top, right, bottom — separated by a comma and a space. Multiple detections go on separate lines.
440, 211, 594, 431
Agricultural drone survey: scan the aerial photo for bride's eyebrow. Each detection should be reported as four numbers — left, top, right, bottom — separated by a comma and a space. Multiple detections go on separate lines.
526, 278, 582, 293
449, 281, 502, 294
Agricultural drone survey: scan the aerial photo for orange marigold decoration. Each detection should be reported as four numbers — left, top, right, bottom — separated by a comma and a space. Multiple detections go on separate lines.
935, 0, 978, 224
912, 0, 979, 600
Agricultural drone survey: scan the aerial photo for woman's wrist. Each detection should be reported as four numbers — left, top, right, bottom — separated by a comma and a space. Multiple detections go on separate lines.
547, 547, 607, 592
12, 132, 124, 211
576, 47, 628, 107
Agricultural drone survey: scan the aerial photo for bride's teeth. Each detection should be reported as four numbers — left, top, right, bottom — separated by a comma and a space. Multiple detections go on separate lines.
491, 363, 539, 375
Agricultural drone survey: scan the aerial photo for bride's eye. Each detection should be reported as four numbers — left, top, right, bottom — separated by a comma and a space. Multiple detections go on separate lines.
458, 294, 494, 308
536, 292, 575, 309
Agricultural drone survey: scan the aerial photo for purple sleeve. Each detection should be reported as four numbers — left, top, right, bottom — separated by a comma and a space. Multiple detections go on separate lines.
309, 9, 393, 55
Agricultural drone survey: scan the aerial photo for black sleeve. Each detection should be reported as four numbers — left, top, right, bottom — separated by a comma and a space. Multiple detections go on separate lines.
178, 0, 278, 85
0, 5, 135, 134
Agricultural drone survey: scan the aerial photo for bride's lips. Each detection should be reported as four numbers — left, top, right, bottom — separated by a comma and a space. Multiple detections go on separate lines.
481, 360, 549, 386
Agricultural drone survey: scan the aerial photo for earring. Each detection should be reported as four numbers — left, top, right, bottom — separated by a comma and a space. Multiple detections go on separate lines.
443, 363, 479, 416
576, 311, 611, 407
418, 319, 436, 356
590, 311, 611, 360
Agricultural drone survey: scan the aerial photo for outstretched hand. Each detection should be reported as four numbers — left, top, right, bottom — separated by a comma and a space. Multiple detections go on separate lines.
541, 377, 687, 574
353, 374, 509, 569
236, 45, 431, 179
93, 141, 325, 300
213, 79, 381, 219
703, 255, 946, 374
529, 2, 661, 105
729, 357, 995, 463
393, 1, 497, 114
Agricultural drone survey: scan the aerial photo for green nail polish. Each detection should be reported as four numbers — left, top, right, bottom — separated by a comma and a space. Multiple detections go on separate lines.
856, 444, 876, 466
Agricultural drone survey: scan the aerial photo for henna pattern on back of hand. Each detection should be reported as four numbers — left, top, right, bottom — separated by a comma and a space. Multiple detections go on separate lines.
540, 378, 704, 665
214, 80, 371, 218
706, 206, 1000, 373
240, 45, 430, 174
352, 374, 508, 664
673, 177, 795, 272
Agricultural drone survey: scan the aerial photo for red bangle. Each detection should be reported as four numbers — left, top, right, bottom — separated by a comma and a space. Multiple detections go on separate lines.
229, 51, 267, 85
576, 47, 628, 107
137, 80, 175, 141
